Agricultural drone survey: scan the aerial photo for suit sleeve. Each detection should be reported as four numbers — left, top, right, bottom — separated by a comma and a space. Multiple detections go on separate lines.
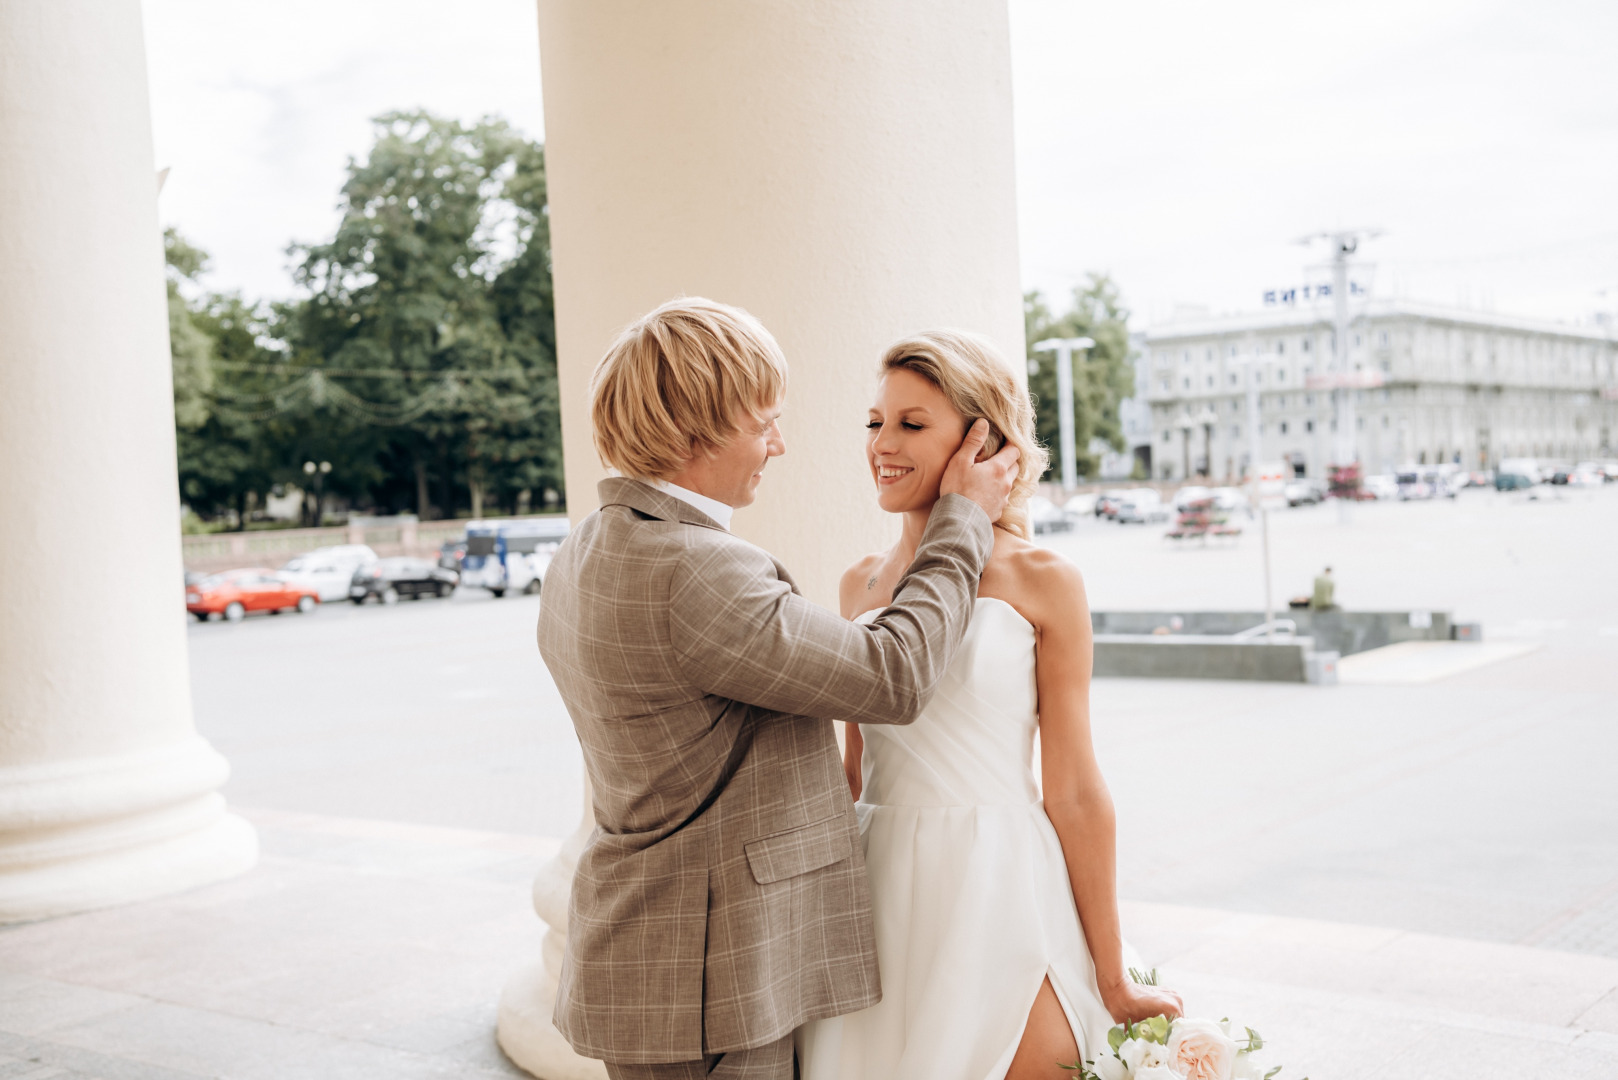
668, 494, 993, 725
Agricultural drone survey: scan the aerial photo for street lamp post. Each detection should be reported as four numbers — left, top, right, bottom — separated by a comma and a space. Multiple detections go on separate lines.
303, 459, 331, 526
1032, 336, 1095, 491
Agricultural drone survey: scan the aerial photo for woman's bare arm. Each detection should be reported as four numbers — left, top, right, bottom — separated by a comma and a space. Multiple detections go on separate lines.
1016, 551, 1183, 1023
837, 554, 886, 802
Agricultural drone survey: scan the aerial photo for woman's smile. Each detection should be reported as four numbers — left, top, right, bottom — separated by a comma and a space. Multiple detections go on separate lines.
877, 465, 915, 484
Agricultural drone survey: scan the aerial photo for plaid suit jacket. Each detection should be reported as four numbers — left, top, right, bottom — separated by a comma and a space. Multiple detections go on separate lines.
536, 478, 992, 1064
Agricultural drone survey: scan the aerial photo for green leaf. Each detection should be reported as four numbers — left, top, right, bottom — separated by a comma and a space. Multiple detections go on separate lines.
1263, 1067, 1282, 1080
1108, 1025, 1127, 1053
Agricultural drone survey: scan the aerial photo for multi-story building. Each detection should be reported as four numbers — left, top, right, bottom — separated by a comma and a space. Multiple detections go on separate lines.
1141, 300, 1618, 480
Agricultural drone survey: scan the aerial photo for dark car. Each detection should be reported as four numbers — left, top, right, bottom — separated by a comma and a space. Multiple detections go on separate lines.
438, 538, 467, 571
1494, 471, 1535, 491
350, 557, 459, 604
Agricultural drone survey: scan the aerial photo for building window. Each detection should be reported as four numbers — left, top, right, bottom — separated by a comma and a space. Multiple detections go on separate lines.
1183, 377, 1191, 390
1278, 396, 1287, 407
1305, 420, 1314, 433
1160, 379, 1170, 392
1162, 431, 1171, 444
1277, 340, 1286, 355
1305, 394, 1314, 407
1206, 375, 1215, 388
1279, 421, 1289, 435
1229, 373, 1238, 386
1205, 347, 1214, 362
1382, 415, 1389, 428
1277, 369, 1287, 382
1230, 399, 1240, 413
1379, 331, 1389, 347
1231, 425, 1241, 438
1182, 350, 1191, 364
1228, 345, 1237, 357
1302, 337, 1312, 353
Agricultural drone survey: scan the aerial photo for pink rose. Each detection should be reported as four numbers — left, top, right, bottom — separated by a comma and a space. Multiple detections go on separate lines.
1167, 1019, 1237, 1080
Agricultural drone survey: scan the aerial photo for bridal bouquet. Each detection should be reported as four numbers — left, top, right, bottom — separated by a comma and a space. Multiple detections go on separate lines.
1065, 970, 1303, 1080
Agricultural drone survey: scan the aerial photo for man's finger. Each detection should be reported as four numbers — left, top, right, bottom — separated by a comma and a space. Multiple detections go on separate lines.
957, 418, 989, 457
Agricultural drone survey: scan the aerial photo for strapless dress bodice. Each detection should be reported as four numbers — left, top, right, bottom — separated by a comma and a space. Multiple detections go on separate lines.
856, 596, 1039, 808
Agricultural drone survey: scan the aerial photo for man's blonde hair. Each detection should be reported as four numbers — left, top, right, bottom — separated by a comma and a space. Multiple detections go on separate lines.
879, 329, 1049, 539
590, 298, 787, 481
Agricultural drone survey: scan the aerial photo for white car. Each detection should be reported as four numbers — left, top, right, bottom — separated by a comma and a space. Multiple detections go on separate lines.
278, 545, 379, 602
1028, 496, 1073, 535
1172, 485, 1212, 511
1362, 475, 1399, 501
1116, 488, 1171, 524
1210, 487, 1250, 514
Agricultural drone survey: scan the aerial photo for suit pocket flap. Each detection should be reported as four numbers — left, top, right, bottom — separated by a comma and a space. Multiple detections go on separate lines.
743, 815, 853, 885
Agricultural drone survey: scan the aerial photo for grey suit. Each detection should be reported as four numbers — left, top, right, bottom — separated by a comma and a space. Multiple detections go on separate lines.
536, 478, 992, 1073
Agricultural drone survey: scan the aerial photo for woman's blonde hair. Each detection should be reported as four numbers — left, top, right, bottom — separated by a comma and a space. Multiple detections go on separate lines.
590, 297, 787, 481
879, 329, 1049, 539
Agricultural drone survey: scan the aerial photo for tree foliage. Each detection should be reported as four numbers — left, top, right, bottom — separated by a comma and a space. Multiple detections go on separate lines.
1023, 274, 1137, 481
166, 111, 561, 525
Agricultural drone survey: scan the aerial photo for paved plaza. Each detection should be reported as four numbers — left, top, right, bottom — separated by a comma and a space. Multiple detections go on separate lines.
2, 484, 1616, 1077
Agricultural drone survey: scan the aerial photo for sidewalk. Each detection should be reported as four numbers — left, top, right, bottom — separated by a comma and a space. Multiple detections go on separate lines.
3, 808, 1613, 1079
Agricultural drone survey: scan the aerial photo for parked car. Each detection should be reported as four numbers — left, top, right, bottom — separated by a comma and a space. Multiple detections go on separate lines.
461, 518, 570, 597
1395, 470, 1434, 500
185, 568, 320, 622
1494, 470, 1535, 491
1361, 475, 1399, 501
1029, 496, 1073, 535
1568, 466, 1605, 488
1281, 482, 1320, 508
349, 558, 459, 604
1171, 485, 1212, 512
1115, 488, 1171, 524
1210, 487, 1251, 515
278, 545, 379, 602
438, 538, 468, 571
1095, 489, 1129, 519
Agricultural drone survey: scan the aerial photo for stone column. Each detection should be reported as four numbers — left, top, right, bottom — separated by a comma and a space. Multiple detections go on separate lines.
500, 2, 1024, 1076
0, 0, 257, 923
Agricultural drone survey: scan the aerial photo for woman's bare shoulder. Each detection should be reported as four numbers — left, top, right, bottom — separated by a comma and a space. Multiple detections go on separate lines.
984, 535, 1088, 625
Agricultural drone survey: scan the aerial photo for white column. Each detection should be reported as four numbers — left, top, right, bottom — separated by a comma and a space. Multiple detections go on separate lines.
0, 0, 257, 923
500, 2, 1023, 1076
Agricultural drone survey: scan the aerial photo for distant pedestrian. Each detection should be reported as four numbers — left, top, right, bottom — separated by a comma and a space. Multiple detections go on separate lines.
1312, 566, 1337, 611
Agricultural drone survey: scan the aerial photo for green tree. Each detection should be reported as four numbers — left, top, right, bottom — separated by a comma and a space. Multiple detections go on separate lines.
1024, 274, 1136, 481
285, 110, 561, 519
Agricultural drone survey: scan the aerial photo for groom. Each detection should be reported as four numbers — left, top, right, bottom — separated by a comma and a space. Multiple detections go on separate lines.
537, 297, 1018, 1080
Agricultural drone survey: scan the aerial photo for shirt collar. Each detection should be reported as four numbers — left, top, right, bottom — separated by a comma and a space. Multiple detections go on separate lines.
647, 479, 734, 531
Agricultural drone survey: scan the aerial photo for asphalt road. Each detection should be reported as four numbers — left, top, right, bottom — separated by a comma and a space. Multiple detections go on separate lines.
189, 483, 1618, 958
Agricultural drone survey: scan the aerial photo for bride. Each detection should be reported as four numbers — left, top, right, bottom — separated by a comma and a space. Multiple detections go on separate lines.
798, 330, 1183, 1080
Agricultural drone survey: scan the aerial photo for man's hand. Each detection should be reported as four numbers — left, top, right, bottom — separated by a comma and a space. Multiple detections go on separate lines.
939, 419, 1020, 523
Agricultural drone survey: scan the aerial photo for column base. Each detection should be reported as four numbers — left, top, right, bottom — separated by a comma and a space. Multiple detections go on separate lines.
0, 738, 258, 924
497, 954, 607, 1080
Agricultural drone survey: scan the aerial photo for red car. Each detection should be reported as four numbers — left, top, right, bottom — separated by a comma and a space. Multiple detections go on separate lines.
185, 568, 320, 622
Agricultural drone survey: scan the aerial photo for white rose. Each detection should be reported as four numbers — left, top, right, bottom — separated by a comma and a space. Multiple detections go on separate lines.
1091, 1054, 1130, 1080
1136, 1066, 1187, 1080
1121, 1039, 1172, 1072
1166, 1018, 1238, 1080
1231, 1054, 1264, 1080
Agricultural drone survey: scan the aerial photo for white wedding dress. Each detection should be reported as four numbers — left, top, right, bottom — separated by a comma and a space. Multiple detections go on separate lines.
798, 596, 1122, 1080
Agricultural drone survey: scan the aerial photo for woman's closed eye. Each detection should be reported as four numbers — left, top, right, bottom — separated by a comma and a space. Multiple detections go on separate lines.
865, 420, 924, 431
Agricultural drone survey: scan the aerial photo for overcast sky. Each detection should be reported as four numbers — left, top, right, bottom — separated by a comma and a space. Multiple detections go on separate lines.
145, 0, 1618, 329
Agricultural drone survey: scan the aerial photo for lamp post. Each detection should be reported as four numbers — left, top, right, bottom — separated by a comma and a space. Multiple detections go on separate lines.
303, 460, 331, 526
1032, 336, 1095, 491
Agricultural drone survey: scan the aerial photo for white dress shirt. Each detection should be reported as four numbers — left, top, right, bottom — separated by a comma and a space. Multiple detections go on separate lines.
648, 479, 734, 531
